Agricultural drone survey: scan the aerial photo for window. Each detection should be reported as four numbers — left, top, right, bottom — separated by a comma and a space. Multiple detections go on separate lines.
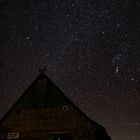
7, 132, 19, 139
48, 134, 72, 140
49, 136, 53, 140
62, 106, 69, 111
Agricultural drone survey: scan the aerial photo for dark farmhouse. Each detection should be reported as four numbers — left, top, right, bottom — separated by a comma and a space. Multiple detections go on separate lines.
0, 72, 111, 140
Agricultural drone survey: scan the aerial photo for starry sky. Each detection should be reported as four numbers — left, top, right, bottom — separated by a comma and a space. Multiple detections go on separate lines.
0, 0, 140, 140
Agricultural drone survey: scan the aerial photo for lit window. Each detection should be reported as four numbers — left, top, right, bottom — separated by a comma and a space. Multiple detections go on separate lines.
7, 132, 19, 139
62, 106, 69, 111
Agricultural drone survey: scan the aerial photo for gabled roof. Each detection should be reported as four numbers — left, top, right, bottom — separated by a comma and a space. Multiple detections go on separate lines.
0, 72, 105, 131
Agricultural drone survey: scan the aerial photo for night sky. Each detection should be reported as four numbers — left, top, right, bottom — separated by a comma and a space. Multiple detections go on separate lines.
0, 0, 140, 140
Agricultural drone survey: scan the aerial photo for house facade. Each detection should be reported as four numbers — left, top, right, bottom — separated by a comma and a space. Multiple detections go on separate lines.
0, 72, 111, 140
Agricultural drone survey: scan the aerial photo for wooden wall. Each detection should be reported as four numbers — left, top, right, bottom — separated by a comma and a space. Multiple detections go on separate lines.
1, 105, 95, 140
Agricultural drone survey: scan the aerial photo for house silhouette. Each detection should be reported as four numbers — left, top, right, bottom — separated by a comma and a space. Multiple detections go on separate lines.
0, 72, 111, 140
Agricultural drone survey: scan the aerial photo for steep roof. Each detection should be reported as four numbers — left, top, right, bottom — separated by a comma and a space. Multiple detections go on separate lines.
0, 72, 105, 130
